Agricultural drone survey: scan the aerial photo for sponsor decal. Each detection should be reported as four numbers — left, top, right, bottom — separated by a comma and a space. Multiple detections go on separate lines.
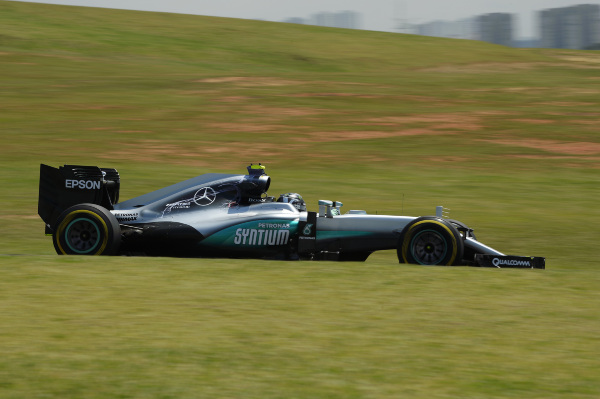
115, 212, 138, 222
302, 223, 314, 236
298, 213, 317, 253
193, 187, 217, 206
162, 201, 191, 217
161, 186, 222, 217
259, 222, 290, 229
492, 257, 531, 267
65, 179, 101, 190
234, 228, 290, 246
166, 202, 191, 210
200, 219, 298, 248
223, 201, 238, 208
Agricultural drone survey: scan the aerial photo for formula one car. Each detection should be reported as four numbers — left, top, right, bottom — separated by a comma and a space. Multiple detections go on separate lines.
38, 164, 545, 268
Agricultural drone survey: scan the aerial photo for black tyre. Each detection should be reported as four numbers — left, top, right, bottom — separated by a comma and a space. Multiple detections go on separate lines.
398, 217, 464, 266
53, 203, 121, 255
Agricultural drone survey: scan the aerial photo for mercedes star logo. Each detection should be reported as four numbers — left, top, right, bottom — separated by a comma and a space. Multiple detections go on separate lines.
193, 187, 217, 206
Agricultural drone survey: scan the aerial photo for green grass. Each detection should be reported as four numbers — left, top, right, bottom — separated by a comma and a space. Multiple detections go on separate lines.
1, 1, 599, 398
2, 257, 599, 399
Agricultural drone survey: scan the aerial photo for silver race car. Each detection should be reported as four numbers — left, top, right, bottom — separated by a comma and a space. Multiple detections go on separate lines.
38, 164, 545, 268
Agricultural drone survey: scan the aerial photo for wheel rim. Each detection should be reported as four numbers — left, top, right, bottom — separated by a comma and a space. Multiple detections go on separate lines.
64, 217, 101, 254
410, 229, 448, 265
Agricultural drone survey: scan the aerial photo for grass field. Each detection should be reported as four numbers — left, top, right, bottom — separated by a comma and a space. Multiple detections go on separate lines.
1, 1, 599, 398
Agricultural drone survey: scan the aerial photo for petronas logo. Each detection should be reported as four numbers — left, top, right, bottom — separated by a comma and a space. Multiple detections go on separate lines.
303, 224, 313, 236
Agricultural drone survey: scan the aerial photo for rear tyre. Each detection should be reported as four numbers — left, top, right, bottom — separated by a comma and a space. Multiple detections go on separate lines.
53, 203, 121, 255
398, 217, 464, 266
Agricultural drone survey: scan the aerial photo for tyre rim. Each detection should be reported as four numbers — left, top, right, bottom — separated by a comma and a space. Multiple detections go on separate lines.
410, 229, 447, 265
64, 218, 101, 254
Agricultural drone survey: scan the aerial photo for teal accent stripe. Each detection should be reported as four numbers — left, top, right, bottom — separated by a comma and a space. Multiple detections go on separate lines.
316, 231, 375, 240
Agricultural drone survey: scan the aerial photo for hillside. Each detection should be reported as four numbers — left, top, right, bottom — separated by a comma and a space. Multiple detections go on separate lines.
0, 2, 599, 398
2, 1, 599, 261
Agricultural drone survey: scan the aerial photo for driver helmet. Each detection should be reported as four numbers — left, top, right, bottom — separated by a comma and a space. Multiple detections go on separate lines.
277, 192, 306, 212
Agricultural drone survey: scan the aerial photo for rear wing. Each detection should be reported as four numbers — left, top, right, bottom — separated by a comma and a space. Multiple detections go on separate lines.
38, 164, 120, 232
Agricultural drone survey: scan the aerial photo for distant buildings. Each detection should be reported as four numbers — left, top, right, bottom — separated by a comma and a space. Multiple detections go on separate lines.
409, 4, 600, 49
540, 4, 600, 49
411, 13, 513, 46
283, 17, 305, 25
415, 19, 476, 40
282, 4, 600, 49
312, 11, 360, 29
477, 13, 514, 46
283, 11, 361, 30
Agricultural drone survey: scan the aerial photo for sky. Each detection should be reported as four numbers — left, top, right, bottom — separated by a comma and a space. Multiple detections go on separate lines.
9, 0, 600, 38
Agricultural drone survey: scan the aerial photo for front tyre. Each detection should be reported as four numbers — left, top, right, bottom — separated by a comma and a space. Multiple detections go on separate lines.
398, 217, 464, 266
53, 204, 121, 255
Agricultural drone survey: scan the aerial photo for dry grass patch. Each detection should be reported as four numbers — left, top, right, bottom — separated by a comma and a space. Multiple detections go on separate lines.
288, 92, 380, 99
240, 105, 324, 117
100, 139, 310, 168
417, 62, 542, 74
511, 119, 555, 125
553, 54, 600, 64
368, 113, 483, 132
208, 122, 290, 133
196, 77, 304, 86
540, 102, 597, 107
480, 138, 600, 156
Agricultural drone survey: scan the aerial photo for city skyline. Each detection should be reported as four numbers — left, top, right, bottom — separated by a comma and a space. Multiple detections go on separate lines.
8, 0, 600, 39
